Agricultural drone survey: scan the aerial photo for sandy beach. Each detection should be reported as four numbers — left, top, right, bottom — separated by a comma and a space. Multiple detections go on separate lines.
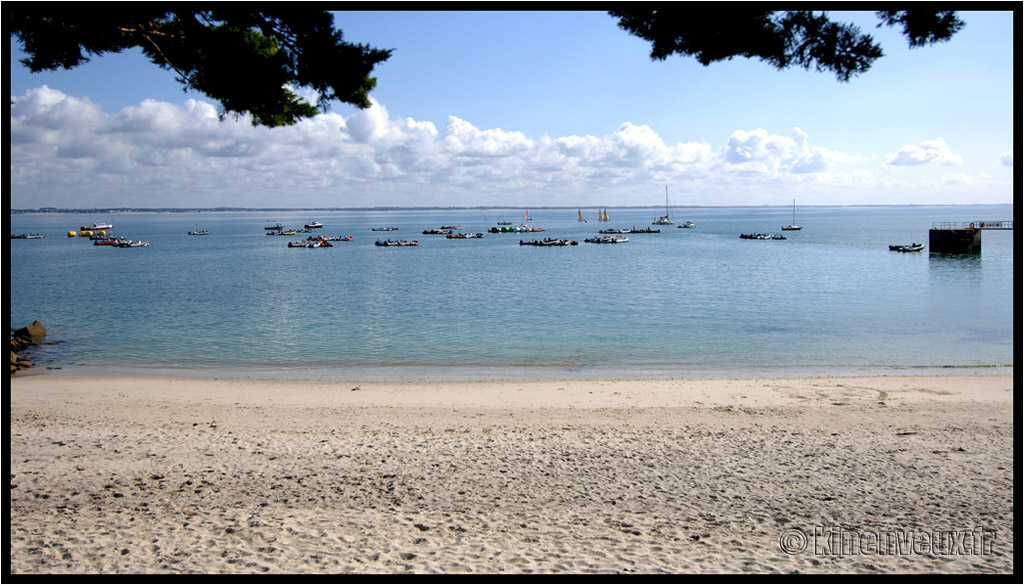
8, 373, 1014, 574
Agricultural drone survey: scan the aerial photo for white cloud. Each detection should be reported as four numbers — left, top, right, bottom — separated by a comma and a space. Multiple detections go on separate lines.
441, 116, 533, 157
8, 87, 1005, 208
884, 137, 963, 166
719, 127, 858, 176
999, 150, 1013, 167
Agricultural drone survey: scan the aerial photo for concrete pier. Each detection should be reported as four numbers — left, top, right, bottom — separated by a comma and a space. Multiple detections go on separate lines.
928, 221, 1013, 254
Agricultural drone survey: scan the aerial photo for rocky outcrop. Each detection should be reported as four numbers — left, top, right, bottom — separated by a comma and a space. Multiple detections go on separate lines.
11, 321, 46, 375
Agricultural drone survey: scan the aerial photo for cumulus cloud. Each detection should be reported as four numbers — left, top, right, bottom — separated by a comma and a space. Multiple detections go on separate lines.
885, 137, 963, 166
7, 87, 881, 207
999, 150, 1013, 167
719, 127, 858, 176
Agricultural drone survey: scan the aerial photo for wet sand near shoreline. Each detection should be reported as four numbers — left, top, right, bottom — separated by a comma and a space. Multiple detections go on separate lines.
8, 374, 1014, 574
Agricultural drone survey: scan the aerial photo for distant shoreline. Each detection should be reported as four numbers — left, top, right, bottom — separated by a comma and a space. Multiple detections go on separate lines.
10, 203, 1013, 214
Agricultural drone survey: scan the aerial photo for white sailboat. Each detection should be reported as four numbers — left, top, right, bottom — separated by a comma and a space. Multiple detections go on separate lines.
781, 199, 803, 231
653, 186, 674, 225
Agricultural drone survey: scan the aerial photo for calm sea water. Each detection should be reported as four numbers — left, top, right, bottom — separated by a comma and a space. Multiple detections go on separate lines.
9, 205, 1015, 381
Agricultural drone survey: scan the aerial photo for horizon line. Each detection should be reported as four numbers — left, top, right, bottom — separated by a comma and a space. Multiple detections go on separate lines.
11, 203, 1013, 214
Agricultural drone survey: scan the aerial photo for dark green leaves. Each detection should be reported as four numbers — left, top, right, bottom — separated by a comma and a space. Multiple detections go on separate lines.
9, 8, 392, 127
610, 10, 964, 82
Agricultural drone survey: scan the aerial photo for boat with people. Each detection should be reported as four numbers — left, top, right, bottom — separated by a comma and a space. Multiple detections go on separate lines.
93, 236, 126, 246
266, 229, 298, 236
739, 233, 786, 240
600, 227, 659, 233
440, 225, 463, 230
889, 243, 924, 252
519, 238, 578, 246
678, 220, 696, 229
188, 230, 210, 235
114, 239, 149, 247
304, 221, 324, 229
372, 227, 399, 231
488, 225, 545, 233
781, 199, 803, 231
307, 235, 352, 241
10, 233, 45, 239
585, 235, 628, 244
423, 228, 452, 235
653, 186, 674, 225
264, 222, 285, 231
446, 232, 485, 239
375, 239, 419, 247
289, 240, 331, 248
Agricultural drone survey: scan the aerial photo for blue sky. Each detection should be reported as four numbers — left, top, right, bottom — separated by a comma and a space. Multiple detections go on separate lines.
9, 10, 1016, 209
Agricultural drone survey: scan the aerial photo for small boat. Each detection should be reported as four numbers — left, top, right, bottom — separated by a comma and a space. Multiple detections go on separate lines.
446, 232, 485, 239
585, 235, 628, 244
372, 227, 399, 231
305, 221, 324, 229
375, 239, 419, 247
115, 239, 149, 248
890, 243, 924, 252
10, 233, 45, 239
81, 222, 114, 231
188, 230, 210, 236
93, 237, 125, 246
678, 220, 696, 229
264, 222, 285, 231
519, 238, 578, 246
599, 228, 631, 234
628, 227, 660, 233
653, 186, 674, 225
440, 225, 463, 230
740, 233, 785, 240
781, 199, 803, 231
496, 220, 514, 225
423, 229, 452, 235
310, 235, 352, 242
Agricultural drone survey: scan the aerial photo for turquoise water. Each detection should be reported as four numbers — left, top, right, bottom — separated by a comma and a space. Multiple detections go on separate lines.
9, 205, 1015, 381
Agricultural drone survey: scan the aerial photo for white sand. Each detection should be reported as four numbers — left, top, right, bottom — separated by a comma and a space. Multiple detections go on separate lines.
8, 373, 1014, 574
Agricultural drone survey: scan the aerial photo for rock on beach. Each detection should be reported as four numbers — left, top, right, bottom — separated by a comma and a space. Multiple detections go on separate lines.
10, 320, 46, 374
